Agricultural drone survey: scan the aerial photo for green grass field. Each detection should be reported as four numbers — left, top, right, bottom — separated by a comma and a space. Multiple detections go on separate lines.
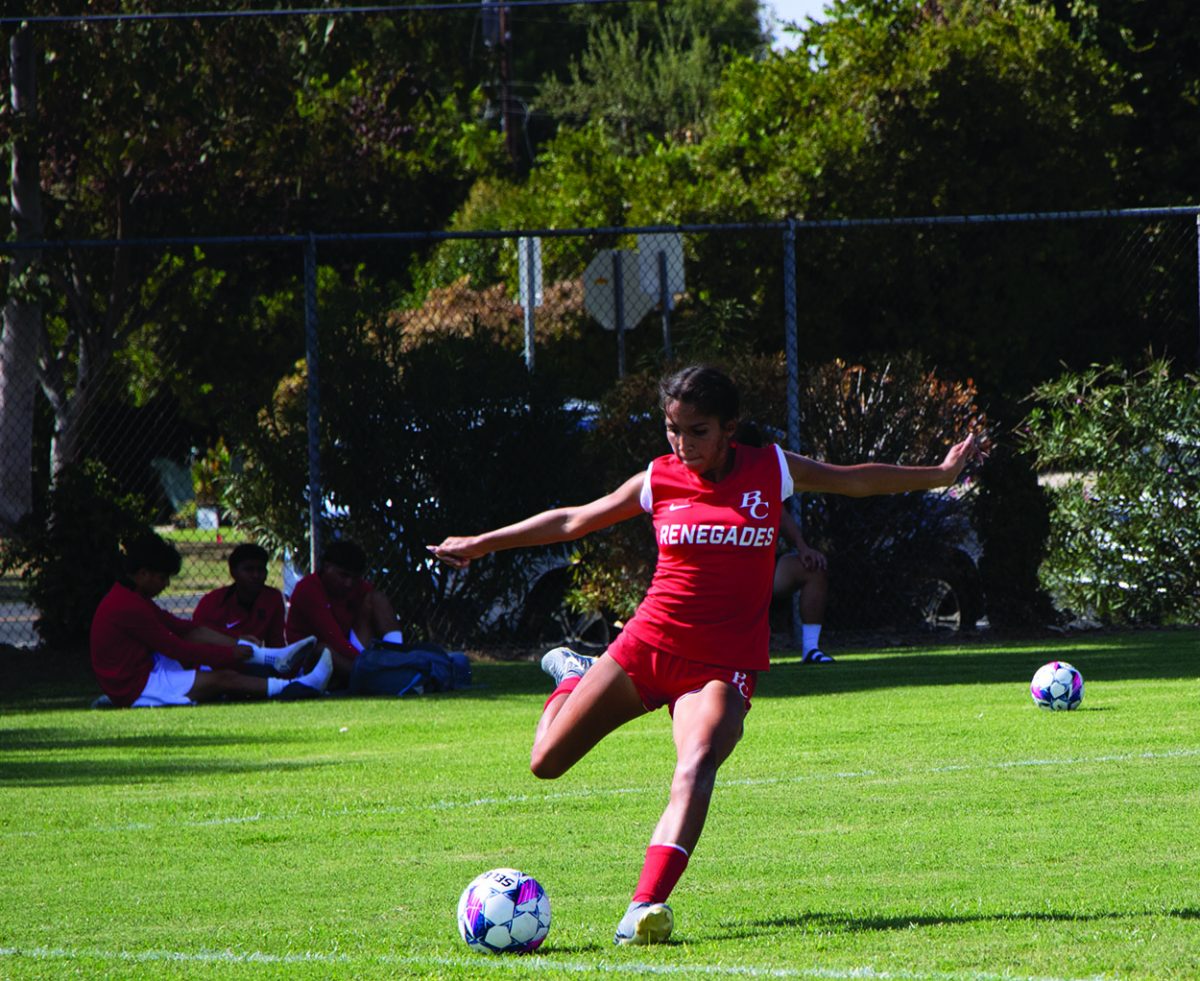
2, 630, 1198, 979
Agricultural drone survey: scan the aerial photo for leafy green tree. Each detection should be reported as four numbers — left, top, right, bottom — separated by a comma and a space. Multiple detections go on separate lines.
413, 1, 1134, 406
1054, 0, 1200, 203
537, 5, 759, 153
647, 0, 1131, 398
1020, 357, 1200, 625
689, 0, 1121, 220
0, 3, 491, 525
499, 0, 764, 159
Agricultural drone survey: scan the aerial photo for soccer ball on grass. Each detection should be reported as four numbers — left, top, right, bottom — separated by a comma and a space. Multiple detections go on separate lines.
457, 867, 551, 954
1030, 661, 1084, 710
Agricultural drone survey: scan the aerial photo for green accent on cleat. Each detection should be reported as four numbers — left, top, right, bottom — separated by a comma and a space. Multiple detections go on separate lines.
614, 901, 673, 946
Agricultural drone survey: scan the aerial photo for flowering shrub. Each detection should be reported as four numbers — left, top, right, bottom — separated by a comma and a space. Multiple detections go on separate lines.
1021, 358, 1200, 625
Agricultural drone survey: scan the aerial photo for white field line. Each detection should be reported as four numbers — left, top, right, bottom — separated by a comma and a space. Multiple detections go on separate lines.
3, 746, 1198, 840
0, 944, 1114, 981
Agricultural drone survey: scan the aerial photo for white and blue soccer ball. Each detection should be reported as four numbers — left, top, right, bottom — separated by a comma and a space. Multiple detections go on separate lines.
457, 867, 551, 954
1030, 660, 1084, 710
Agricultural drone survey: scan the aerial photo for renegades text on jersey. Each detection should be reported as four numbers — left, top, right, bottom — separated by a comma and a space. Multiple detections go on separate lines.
622, 442, 793, 672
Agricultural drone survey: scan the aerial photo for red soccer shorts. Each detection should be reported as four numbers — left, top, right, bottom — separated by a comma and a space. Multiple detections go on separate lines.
606, 630, 757, 715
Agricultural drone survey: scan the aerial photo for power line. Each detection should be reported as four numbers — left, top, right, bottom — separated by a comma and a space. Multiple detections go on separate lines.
1, 0, 651, 27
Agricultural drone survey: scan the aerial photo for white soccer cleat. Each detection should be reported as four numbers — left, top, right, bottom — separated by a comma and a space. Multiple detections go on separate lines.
613, 901, 673, 946
540, 646, 595, 686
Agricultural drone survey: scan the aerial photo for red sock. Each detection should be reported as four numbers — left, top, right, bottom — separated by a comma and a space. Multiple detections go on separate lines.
632, 843, 690, 903
541, 674, 581, 713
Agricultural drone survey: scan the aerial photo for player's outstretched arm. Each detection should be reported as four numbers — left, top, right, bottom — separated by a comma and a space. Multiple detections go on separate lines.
428, 472, 645, 569
785, 435, 979, 498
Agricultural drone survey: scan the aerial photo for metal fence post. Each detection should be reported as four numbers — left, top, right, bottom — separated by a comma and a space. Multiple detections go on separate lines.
613, 249, 626, 378
658, 249, 672, 360
304, 233, 322, 573
523, 234, 536, 372
782, 219, 802, 649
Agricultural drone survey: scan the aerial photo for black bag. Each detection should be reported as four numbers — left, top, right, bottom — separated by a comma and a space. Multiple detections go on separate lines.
348, 640, 471, 697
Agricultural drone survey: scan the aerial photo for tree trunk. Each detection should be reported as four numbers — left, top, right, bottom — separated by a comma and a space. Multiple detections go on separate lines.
0, 27, 44, 532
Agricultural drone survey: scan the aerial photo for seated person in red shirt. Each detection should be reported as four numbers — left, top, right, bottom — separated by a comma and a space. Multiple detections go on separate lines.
285, 539, 404, 686
91, 534, 332, 708
192, 543, 286, 647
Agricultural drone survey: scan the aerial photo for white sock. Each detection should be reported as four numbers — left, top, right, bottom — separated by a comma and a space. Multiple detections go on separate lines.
802, 623, 822, 654
241, 636, 311, 669
382, 629, 404, 644
296, 651, 333, 690
266, 677, 287, 698
239, 641, 275, 668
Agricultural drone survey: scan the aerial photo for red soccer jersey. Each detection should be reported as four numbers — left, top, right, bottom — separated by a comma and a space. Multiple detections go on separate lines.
90, 581, 247, 707
284, 572, 373, 661
192, 584, 286, 647
622, 442, 792, 672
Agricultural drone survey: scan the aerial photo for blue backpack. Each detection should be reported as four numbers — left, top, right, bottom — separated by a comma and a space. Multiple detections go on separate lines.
348, 640, 472, 697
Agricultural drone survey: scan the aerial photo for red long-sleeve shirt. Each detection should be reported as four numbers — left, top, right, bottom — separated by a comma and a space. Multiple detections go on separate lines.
90, 581, 246, 707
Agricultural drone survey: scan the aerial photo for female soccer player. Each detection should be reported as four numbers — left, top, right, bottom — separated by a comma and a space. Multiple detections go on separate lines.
428, 364, 978, 946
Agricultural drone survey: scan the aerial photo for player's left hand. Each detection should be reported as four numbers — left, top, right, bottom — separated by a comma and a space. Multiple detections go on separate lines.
940, 434, 983, 483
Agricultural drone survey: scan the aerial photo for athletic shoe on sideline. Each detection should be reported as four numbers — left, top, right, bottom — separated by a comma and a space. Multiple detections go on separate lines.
277, 680, 321, 700
802, 648, 834, 664
273, 635, 318, 676
613, 901, 673, 946
540, 646, 595, 686
285, 648, 333, 697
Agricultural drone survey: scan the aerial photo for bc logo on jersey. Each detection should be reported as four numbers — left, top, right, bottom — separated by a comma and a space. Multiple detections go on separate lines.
739, 490, 769, 519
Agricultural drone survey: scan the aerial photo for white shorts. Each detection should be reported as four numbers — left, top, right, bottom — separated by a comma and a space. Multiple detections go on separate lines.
131, 653, 199, 708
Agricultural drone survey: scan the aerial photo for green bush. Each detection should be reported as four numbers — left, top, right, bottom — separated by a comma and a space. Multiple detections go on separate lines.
1020, 357, 1200, 625
0, 461, 155, 651
225, 331, 593, 643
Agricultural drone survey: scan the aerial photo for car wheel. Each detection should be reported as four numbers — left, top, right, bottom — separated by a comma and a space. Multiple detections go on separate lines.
518, 566, 613, 653
912, 549, 985, 632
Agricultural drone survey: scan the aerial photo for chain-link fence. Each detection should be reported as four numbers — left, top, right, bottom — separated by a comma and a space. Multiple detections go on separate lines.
1, 207, 1197, 651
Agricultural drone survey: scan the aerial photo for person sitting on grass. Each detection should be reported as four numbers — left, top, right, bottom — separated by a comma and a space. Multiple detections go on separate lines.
90, 534, 331, 708
285, 539, 405, 688
192, 543, 286, 647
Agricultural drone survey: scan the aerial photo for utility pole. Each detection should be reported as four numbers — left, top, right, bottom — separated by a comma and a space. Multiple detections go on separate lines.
498, 4, 518, 165
483, 0, 519, 166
